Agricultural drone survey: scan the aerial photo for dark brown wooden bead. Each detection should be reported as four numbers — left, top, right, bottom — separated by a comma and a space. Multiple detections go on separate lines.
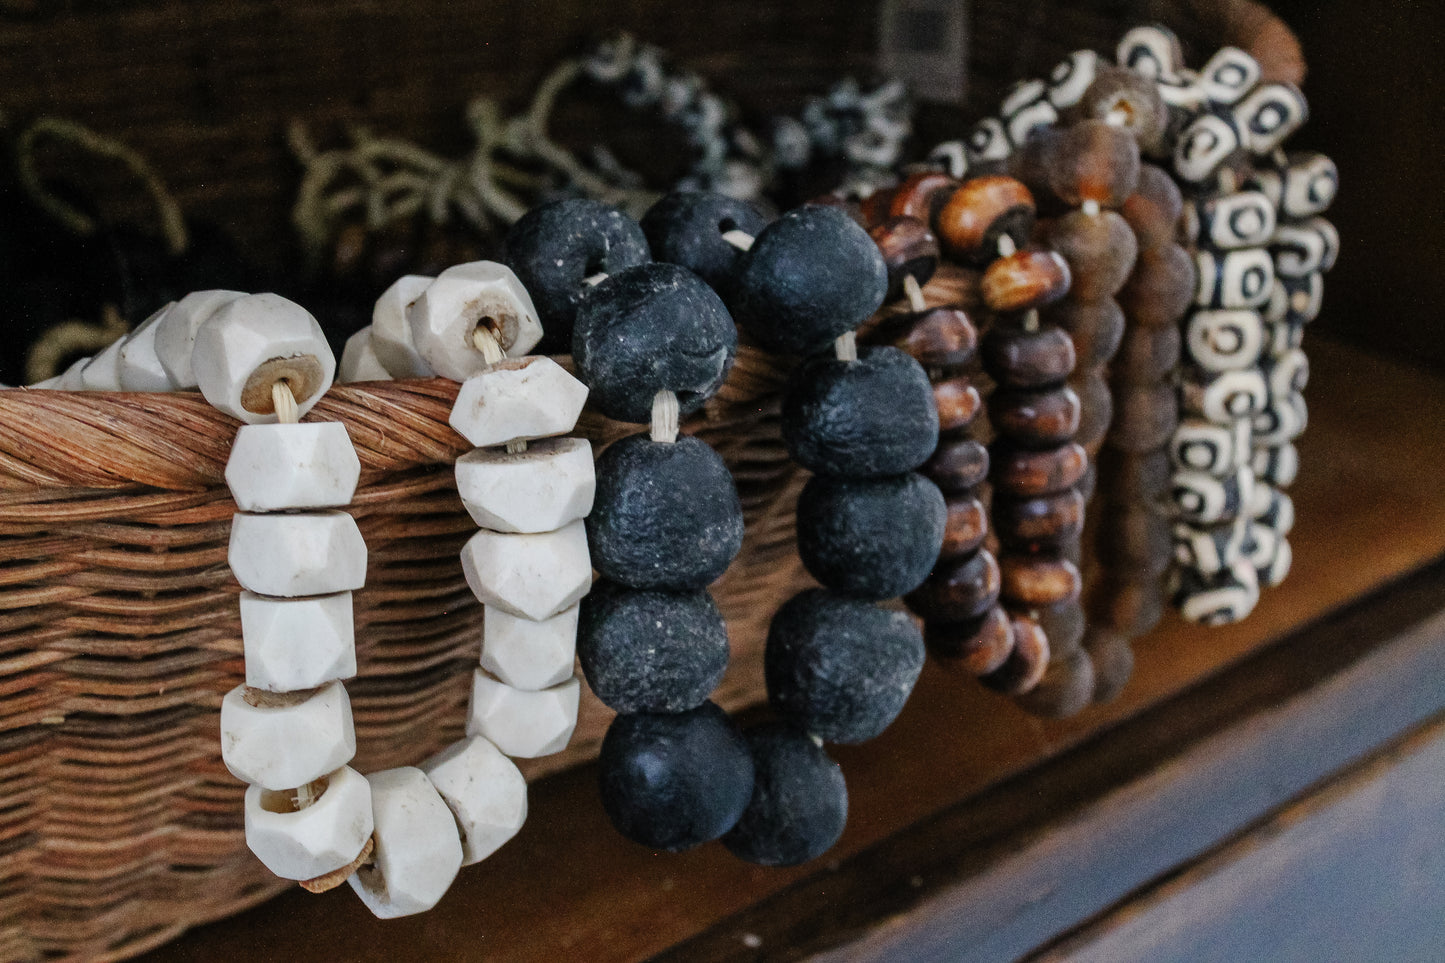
1096, 507, 1172, 576
889, 171, 959, 223
1045, 297, 1126, 369
1108, 382, 1180, 454
941, 496, 988, 558
1045, 210, 1138, 301
993, 489, 1085, 547
1035, 599, 1086, 659
935, 377, 983, 434
1095, 449, 1172, 505
890, 306, 978, 369
923, 439, 990, 494
991, 442, 1088, 497
1046, 119, 1142, 209
981, 249, 1073, 313
981, 325, 1076, 388
980, 614, 1050, 695
1121, 165, 1184, 252
870, 216, 941, 301
905, 550, 1001, 623
1016, 650, 1096, 719
1071, 371, 1114, 452
1090, 576, 1166, 636
991, 386, 1081, 447
1083, 628, 1135, 703
1119, 243, 1196, 329
925, 605, 1013, 676
859, 188, 897, 229
1000, 554, 1083, 607
1112, 323, 1182, 387
1076, 461, 1098, 503
935, 175, 1036, 263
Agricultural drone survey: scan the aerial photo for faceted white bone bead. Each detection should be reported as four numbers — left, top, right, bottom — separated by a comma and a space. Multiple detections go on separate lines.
455, 437, 595, 534
220, 681, 356, 790
244, 764, 373, 880
154, 289, 245, 388
465, 671, 580, 758
480, 603, 578, 691
348, 767, 463, 919
459, 519, 591, 621
118, 304, 177, 391
78, 337, 125, 390
421, 735, 528, 865
225, 422, 361, 512
228, 511, 367, 597
54, 357, 90, 390
409, 261, 543, 382
338, 326, 393, 383
448, 357, 589, 449
370, 275, 435, 378
193, 293, 336, 424
241, 591, 356, 692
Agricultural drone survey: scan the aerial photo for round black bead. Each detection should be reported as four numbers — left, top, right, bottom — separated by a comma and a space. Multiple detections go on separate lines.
640, 191, 769, 298
573, 262, 738, 423
765, 589, 925, 744
597, 701, 755, 852
578, 579, 730, 714
503, 198, 651, 353
796, 473, 945, 601
588, 433, 745, 590
721, 723, 848, 867
732, 205, 888, 356
782, 346, 939, 478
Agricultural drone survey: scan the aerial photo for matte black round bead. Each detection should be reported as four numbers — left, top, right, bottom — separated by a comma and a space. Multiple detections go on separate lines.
573, 262, 738, 423
796, 473, 946, 601
588, 434, 744, 590
578, 580, 730, 714
722, 723, 848, 867
640, 191, 769, 298
733, 205, 889, 355
597, 701, 755, 852
765, 589, 925, 744
781, 346, 939, 478
504, 198, 651, 353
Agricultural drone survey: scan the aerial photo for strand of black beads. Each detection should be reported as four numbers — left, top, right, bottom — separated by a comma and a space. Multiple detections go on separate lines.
861, 173, 1022, 685
1082, 162, 1191, 703
648, 193, 932, 865
506, 200, 756, 855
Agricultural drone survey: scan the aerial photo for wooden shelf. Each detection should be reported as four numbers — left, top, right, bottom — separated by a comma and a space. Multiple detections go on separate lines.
137, 336, 1445, 962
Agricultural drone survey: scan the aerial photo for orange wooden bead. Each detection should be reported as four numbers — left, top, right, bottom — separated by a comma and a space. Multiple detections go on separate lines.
926, 604, 1014, 676
981, 614, 1051, 695
1001, 555, 1084, 607
981, 249, 1073, 313
889, 170, 959, 223
935, 175, 1036, 263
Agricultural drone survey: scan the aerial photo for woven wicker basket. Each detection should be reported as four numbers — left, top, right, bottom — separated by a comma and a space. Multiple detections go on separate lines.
0, 2, 1301, 959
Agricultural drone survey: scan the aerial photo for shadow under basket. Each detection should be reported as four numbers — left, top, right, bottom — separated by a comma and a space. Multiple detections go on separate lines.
0, 0, 1302, 958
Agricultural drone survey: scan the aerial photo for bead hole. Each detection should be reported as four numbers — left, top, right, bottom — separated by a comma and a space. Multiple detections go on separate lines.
258, 777, 329, 814
717, 217, 738, 235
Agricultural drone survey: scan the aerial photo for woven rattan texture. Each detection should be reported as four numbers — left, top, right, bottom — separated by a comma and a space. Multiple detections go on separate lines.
0, 1, 1299, 958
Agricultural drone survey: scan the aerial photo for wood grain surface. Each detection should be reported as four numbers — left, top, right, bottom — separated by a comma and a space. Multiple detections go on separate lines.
135, 336, 1445, 962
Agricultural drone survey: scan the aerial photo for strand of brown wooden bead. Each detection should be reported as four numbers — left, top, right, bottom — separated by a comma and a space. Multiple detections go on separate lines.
861, 173, 1022, 684
1080, 161, 1192, 702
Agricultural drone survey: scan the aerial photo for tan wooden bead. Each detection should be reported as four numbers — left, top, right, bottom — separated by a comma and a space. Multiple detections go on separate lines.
1000, 554, 1083, 607
348, 767, 463, 919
